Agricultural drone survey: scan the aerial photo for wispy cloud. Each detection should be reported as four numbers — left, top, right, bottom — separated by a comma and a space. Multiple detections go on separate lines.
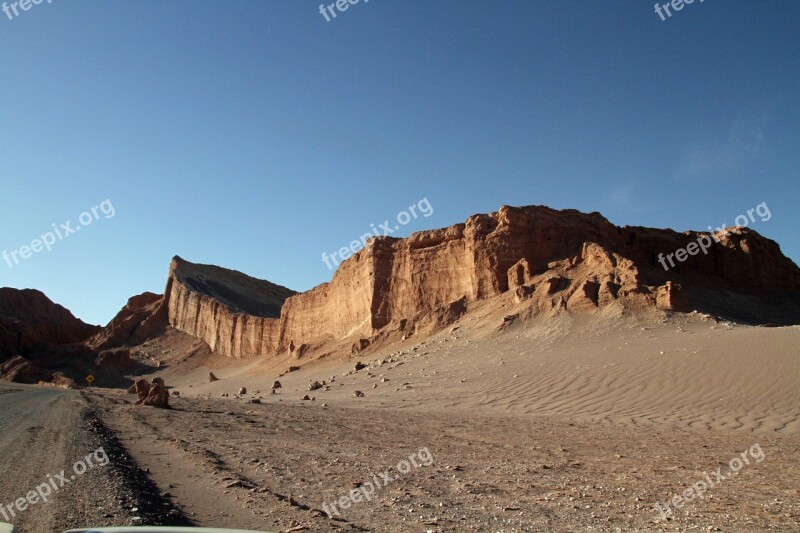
609, 180, 636, 206
605, 179, 654, 213
674, 113, 770, 181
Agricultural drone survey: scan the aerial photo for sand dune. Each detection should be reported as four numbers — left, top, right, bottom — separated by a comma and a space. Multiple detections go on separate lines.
82, 311, 800, 532
160, 312, 800, 436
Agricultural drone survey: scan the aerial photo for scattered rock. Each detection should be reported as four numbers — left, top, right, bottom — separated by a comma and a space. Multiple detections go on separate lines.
135, 377, 170, 408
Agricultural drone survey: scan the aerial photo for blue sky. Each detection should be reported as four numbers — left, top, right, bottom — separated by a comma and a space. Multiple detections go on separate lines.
1, 0, 798, 324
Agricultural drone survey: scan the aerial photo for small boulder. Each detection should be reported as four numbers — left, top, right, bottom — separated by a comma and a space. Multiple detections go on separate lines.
209, 372, 220, 382
136, 377, 169, 408
133, 378, 151, 404
238, 387, 247, 395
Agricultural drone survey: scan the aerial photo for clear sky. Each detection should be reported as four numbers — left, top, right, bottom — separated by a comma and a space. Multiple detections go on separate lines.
1, 0, 798, 325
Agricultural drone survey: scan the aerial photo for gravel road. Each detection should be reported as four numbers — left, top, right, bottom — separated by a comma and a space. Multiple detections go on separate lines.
0, 383, 188, 533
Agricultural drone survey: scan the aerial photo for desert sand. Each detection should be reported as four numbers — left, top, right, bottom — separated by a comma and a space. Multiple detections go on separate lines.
81, 309, 800, 532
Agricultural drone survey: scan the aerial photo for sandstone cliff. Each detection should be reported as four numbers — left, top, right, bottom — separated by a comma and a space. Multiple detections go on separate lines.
166, 258, 295, 358
163, 205, 800, 359
4, 204, 799, 374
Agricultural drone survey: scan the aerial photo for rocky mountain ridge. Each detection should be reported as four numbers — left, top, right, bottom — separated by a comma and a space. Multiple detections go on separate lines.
2, 204, 799, 385
164, 205, 800, 360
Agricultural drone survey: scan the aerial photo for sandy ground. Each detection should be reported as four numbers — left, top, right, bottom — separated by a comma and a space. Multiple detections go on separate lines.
79, 311, 800, 532
161, 312, 800, 435
89, 389, 800, 532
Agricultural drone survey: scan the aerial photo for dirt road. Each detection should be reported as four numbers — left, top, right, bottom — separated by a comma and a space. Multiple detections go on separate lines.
0, 383, 86, 532
0, 383, 187, 533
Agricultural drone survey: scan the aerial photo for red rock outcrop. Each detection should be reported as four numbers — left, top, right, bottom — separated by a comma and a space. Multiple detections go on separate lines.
0, 355, 52, 384
134, 377, 170, 408
164, 205, 800, 359
0, 288, 154, 387
0, 288, 100, 358
4, 204, 799, 376
88, 292, 167, 350
166, 257, 295, 358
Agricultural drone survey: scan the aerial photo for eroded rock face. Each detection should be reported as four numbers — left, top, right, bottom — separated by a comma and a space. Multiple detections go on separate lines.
0, 288, 100, 358
166, 257, 295, 358
0, 355, 52, 384
89, 292, 167, 350
0, 289, 110, 386
3, 204, 799, 377
163, 205, 800, 359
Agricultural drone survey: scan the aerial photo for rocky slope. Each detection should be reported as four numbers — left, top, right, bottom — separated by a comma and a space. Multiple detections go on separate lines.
3, 204, 798, 372
0, 288, 150, 387
0, 288, 100, 356
163, 205, 800, 360
88, 292, 168, 350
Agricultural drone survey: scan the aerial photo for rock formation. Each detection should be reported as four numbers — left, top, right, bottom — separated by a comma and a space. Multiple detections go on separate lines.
133, 377, 170, 408
163, 205, 800, 360
0, 288, 100, 358
0, 288, 148, 387
4, 205, 800, 377
166, 257, 295, 358
88, 292, 167, 350
0, 355, 52, 383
